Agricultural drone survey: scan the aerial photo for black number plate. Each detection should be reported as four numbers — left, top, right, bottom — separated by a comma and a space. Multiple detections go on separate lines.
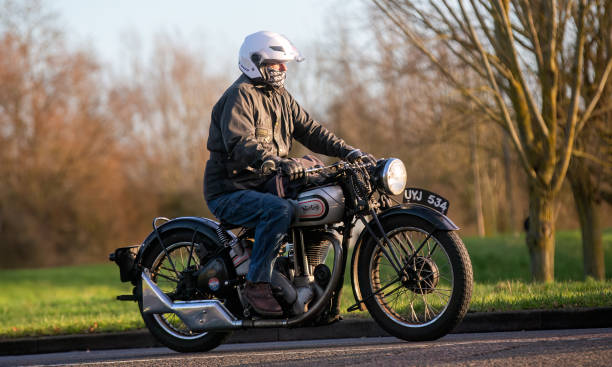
403, 188, 450, 215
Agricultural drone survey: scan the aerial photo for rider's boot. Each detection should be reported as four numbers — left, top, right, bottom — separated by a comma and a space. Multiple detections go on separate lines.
244, 281, 283, 317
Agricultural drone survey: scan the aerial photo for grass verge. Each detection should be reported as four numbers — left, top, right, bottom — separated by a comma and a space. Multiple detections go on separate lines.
1, 229, 611, 338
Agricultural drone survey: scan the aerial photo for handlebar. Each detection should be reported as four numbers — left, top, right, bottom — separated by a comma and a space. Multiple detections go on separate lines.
260, 159, 376, 177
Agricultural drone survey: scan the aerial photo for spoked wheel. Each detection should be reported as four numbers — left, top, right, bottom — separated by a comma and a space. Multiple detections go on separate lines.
139, 230, 233, 352
358, 216, 473, 341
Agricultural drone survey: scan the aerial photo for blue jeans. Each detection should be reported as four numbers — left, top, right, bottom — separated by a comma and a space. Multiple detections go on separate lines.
207, 190, 294, 283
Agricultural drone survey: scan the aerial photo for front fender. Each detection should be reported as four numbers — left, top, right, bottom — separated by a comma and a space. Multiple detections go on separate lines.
349, 204, 459, 311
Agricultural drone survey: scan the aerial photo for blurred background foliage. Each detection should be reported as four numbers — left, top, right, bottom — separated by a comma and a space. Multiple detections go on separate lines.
0, 0, 609, 269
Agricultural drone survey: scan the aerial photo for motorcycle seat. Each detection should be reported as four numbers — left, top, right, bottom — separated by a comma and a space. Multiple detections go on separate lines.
219, 221, 241, 230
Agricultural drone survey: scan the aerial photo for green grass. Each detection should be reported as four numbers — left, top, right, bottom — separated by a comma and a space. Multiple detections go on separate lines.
470, 279, 612, 312
1, 229, 611, 338
466, 229, 612, 282
0, 264, 143, 338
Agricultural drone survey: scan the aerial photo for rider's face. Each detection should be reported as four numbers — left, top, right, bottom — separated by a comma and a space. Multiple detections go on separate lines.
267, 62, 287, 71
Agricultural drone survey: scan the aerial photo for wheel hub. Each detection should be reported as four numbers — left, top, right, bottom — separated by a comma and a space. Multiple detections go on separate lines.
403, 256, 440, 294
173, 266, 198, 300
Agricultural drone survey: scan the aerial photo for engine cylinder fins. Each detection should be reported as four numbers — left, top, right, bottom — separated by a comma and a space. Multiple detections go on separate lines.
305, 239, 331, 267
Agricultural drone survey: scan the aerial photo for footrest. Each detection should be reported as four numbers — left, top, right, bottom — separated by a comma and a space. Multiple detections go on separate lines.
116, 294, 137, 301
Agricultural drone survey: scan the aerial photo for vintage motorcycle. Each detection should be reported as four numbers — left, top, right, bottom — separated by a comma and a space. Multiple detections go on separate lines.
110, 158, 473, 352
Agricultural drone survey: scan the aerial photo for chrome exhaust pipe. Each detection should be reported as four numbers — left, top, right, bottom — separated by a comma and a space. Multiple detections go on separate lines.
141, 269, 242, 331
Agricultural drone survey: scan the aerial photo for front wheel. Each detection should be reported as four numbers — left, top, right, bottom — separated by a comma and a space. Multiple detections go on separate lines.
358, 215, 473, 341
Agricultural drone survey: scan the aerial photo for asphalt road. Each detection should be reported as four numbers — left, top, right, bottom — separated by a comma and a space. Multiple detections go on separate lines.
2, 328, 611, 367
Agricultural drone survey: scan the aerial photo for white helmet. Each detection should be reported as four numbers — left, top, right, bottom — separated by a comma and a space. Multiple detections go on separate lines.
239, 31, 304, 80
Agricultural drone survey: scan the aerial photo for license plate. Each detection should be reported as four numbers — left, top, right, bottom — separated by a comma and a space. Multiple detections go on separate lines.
403, 188, 450, 215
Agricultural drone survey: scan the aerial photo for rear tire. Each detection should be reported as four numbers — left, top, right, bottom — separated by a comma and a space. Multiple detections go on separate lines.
138, 229, 233, 353
358, 215, 472, 341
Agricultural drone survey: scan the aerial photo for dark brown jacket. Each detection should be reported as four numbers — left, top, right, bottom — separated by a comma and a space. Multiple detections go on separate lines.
204, 75, 354, 201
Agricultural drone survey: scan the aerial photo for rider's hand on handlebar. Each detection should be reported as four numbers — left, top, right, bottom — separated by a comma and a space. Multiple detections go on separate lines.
261, 159, 277, 175
345, 149, 376, 165
279, 159, 305, 181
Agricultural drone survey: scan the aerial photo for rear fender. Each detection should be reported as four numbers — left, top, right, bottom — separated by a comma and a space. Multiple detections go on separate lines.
349, 204, 459, 311
123, 217, 233, 283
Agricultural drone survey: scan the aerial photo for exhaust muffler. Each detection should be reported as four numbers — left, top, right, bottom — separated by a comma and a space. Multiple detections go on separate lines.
141, 269, 242, 331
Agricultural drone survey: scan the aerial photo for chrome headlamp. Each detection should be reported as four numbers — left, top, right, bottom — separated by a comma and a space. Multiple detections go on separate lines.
379, 158, 407, 196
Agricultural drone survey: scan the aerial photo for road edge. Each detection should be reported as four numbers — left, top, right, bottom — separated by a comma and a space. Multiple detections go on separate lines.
2, 307, 611, 356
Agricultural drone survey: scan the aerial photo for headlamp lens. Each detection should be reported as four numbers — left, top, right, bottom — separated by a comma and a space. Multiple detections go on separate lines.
382, 159, 407, 196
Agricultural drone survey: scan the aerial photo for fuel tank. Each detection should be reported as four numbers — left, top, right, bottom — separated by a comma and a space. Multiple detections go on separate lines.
293, 185, 345, 227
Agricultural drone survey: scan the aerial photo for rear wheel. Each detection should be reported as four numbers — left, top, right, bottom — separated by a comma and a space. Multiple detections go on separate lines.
358, 215, 472, 341
138, 230, 233, 353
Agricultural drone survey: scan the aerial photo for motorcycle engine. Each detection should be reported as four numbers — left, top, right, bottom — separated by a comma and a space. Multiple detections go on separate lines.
269, 230, 338, 316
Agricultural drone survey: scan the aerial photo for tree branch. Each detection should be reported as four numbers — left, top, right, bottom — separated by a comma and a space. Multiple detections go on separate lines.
572, 149, 612, 171
371, 0, 505, 126
516, 0, 544, 68
467, 0, 498, 50
455, 0, 537, 180
553, 0, 587, 193
493, 0, 551, 138
576, 59, 612, 134
414, 3, 489, 80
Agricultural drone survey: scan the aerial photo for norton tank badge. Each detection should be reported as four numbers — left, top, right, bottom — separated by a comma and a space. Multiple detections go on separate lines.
208, 277, 220, 292
298, 198, 325, 219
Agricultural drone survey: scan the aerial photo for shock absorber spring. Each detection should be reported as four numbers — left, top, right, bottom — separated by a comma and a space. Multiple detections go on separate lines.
216, 225, 232, 246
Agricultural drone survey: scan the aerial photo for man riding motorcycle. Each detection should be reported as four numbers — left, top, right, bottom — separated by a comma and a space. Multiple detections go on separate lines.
204, 31, 374, 317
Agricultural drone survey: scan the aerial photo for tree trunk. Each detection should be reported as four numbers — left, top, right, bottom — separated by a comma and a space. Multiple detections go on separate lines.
568, 163, 605, 280
526, 185, 556, 282
502, 135, 516, 233
471, 124, 485, 237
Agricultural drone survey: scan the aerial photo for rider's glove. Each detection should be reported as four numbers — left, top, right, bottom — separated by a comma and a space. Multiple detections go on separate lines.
345, 149, 376, 165
279, 158, 305, 181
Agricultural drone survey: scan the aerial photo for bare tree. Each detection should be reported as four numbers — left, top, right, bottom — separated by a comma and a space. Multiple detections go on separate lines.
565, 0, 611, 280
372, 0, 612, 281
0, 0, 132, 266
107, 32, 227, 219
0, 1, 227, 268
314, 9, 523, 235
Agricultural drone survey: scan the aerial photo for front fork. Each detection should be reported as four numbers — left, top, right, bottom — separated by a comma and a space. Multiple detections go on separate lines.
347, 210, 437, 312
328, 222, 353, 319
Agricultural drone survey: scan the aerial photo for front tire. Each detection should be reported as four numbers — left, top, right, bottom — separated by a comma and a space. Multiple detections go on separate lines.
358, 215, 472, 341
138, 229, 233, 353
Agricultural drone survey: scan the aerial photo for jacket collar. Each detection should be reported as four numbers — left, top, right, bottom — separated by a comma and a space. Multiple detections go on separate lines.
240, 73, 285, 95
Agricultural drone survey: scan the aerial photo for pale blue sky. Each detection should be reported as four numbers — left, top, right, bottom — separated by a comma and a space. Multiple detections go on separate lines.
47, 0, 366, 74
